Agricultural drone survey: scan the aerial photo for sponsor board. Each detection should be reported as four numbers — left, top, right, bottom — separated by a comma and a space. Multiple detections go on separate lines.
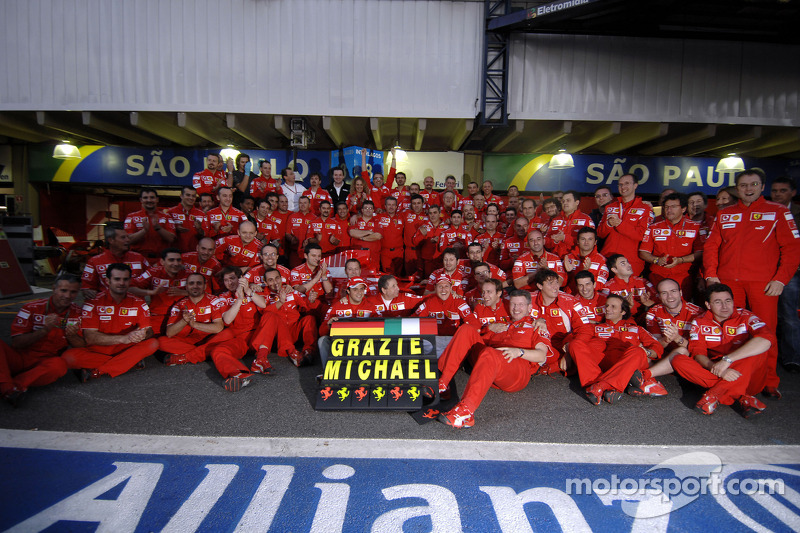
1, 432, 799, 532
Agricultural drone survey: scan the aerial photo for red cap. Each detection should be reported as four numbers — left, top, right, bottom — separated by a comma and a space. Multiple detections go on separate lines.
434, 274, 452, 286
347, 277, 368, 289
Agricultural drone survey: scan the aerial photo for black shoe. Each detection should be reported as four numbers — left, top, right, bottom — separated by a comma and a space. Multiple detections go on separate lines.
628, 369, 645, 389
80, 369, 101, 383
3, 388, 25, 408
603, 389, 624, 404
783, 362, 800, 374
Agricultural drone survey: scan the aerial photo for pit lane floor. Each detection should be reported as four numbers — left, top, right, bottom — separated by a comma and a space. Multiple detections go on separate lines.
1, 286, 799, 532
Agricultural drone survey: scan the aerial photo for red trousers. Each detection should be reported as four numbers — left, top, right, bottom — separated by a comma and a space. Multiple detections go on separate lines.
723, 278, 779, 390
251, 313, 281, 365
0, 340, 68, 394
381, 249, 405, 276
62, 338, 158, 377
569, 337, 646, 392
438, 325, 533, 412
158, 331, 214, 364
404, 249, 420, 278
672, 353, 760, 405
205, 329, 251, 379
280, 316, 318, 355
149, 315, 168, 335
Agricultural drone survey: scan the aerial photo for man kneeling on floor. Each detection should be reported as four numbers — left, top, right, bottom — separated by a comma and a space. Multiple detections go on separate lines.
437, 289, 555, 429
671, 283, 773, 418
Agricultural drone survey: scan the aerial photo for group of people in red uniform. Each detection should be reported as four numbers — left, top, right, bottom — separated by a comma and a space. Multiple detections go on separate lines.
1, 157, 798, 431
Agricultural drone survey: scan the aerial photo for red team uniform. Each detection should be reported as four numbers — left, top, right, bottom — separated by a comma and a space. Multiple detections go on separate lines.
513, 251, 565, 291
0, 298, 82, 395
192, 169, 227, 196
672, 308, 773, 404
207, 206, 248, 238
415, 294, 472, 336
570, 319, 663, 396
437, 318, 555, 413
639, 216, 702, 293
215, 236, 261, 270
124, 210, 176, 258
63, 292, 158, 377
82, 251, 149, 294
704, 196, 800, 389
598, 197, 653, 276
375, 212, 406, 274
167, 204, 207, 252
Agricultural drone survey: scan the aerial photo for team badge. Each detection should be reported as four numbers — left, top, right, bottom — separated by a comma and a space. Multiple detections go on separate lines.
727, 326, 737, 335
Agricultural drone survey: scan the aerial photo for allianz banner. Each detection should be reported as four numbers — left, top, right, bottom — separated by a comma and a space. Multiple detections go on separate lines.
484, 154, 797, 195
28, 146, 331, 187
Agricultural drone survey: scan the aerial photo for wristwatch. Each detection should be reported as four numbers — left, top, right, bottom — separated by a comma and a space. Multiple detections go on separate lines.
722, 356, 733, 364
519, 348, 524, 358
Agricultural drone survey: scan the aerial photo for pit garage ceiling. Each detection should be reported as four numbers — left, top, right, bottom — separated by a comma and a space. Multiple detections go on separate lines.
1, 1, 799, 159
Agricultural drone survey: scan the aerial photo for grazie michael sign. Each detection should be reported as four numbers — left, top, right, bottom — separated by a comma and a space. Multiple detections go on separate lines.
316, 318, 439, 410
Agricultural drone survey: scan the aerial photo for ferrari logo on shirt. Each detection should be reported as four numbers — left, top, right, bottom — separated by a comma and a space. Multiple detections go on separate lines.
549, 308, 560, 317
727, 326, 737, 335
120, 308, 128, 315
121, 308, 138, 316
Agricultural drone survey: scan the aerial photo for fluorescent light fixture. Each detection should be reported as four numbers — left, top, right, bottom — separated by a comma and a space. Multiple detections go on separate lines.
548, 149, 574, 169
715, 154, 745, 172
53, 142, 81, 160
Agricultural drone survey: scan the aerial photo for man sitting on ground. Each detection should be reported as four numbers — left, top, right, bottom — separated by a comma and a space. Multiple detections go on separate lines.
437, 289, 554, 429
671, 283, 773, 418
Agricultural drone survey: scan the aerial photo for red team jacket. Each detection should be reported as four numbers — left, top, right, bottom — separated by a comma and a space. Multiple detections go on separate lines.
704, 196, 800, 285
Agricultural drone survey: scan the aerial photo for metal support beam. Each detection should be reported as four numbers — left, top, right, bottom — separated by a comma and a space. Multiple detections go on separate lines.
322, 116, 345, 148
593, 123, 669, 154
414, 119, 427, 151
178, 113, 245, 147
450, 119, 474, 151
527, 121, 573, 153
226, 114, 269, 149
488, 0, 601, 32
0, 113, 52, 142
274, 116, 292, 140
480, 0, 511, 127
36, 111, 114, 145
746, 140, 800, 158
370, 117, 382, 150
639, 125, 716, 155
130, 112, 205, 146
82, 112, 161, 146
492, 120, 525, 151
566, 122, 621, 152
736, 128, 800, 155
682, 126, 762, 156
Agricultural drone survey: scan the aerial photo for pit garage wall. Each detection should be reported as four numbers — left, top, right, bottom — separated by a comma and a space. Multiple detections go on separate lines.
509, 33, 800, 126
0, 0, 482, 119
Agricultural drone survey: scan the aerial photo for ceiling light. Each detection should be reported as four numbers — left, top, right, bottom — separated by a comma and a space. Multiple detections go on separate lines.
715, 154, 745, 173
53, 142, 81, 160
548, 149, 574, 169
220, 146, 240, 161
392, 141, 408, 163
